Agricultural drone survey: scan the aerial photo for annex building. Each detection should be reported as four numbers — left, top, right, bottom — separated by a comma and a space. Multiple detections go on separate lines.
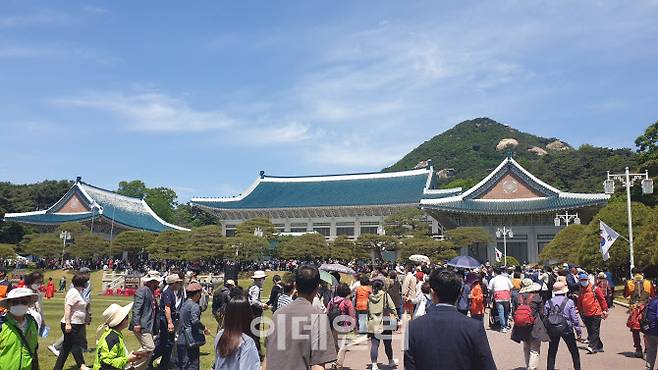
3, 177, 190, 236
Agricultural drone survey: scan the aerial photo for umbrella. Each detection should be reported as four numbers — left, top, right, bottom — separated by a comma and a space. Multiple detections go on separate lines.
320, 263, 355, 275
446, 255, 481, 269
319, 270, 339, 286
409, 254, 430, 264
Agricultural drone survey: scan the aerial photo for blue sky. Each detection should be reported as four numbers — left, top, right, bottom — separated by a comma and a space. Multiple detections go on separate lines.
1, 1, 658, 202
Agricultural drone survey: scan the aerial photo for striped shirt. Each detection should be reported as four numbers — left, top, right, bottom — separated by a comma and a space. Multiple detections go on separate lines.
277, 294, 293, 309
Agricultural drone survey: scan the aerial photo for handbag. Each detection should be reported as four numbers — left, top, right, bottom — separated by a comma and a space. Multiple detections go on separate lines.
382, 293, 398, 330
183, 326, 206, 349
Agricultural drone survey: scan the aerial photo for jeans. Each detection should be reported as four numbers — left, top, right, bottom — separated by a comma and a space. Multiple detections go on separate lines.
369, 331, 393, 363
633, 329, 644, 351
176, 344, 200, 370
547, 333, 580, 370
357, 310, 368, 334
152, 320, 175, 369
496, 301, 510, 328
646, 334, 658, 370
523, 339, 541, 370
582, 316, 603, 351
53, 323, 87, 370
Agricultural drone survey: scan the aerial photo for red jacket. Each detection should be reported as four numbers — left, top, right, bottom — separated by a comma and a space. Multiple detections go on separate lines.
577, 284, 608, 317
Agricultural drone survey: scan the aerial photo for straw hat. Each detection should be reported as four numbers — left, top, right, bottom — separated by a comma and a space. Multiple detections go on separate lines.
521, 282, 542, 294
141, 270, 163, 283
165, 274, 182, 285
102, 302, 133, 328
597, 272, 606, 279
251, 270, 266, 279
552, 281, 569, 295
0, 288, 38, 308
186, 282, 202, 292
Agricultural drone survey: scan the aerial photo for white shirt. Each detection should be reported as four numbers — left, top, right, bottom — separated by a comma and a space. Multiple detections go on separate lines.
487, 274, 513, 292
61, 287, 87, 325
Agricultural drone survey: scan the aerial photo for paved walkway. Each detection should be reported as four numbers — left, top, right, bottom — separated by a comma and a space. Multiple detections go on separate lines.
342, 305, 645, 369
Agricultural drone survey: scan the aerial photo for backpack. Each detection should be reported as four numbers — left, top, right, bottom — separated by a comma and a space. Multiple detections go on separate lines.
513, 294, 535, 327
328, 298, 346, 330
640, 302, 653, 333
545, 298, 571, 336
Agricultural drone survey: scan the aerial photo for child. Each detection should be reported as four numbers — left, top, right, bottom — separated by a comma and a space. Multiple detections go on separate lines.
93, 302, 146, 369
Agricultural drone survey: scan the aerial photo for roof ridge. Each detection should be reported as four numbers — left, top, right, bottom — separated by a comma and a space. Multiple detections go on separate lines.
262, 168, 429, 180
78, 182, 144, 202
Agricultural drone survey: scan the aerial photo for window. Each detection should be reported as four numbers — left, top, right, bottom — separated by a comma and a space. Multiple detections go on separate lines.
336, 222, 354, 237
290, 222, 308, 233
273, 224, 285, 232
313, 223, 331, 237
225, 224, 236, 237
360, 221, 380, 235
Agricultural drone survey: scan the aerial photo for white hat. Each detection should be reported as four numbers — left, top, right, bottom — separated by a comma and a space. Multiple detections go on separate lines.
141, 270, 163, 283
395, 266, 405, 275
225, 279, 235, 286
0, 288, 38, 307
520, 282, 542, 294
251, 270, 266, 279
102, 302, 133, 327
165, 274, 182, 285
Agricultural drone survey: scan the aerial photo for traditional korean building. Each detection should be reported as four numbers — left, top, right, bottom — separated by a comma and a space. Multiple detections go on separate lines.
420, 157, 609, 263
3, 177, 189, 236
191, 161, 460, 239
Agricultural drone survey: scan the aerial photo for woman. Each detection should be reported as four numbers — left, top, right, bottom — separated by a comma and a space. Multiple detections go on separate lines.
93, 302, 146, 369
177, 282, 210, 370
412, 282, 432, 318
0, 288, 40, 370
327, 283, 356, 370
366, 279, 399, 370
544, 281, 582, 370
511, 279, 548, 370
469, 274, 485, 321
45, 277, 56, 299
54, 273, 90, 370
354, 276, 371, 334
213, 295, 259, 370
24, 271, 45, 332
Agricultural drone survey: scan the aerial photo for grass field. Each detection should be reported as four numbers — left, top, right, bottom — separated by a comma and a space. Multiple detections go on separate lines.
36, 270, 288, 370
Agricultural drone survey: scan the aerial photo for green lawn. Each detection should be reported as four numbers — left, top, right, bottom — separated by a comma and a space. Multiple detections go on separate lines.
36, 270, 289, 369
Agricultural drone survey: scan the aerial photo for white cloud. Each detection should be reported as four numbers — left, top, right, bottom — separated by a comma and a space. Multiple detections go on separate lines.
305, 141, 409, 168
0, 10, 70, 28
52, 92, 233, 132
244, 122, 312, 145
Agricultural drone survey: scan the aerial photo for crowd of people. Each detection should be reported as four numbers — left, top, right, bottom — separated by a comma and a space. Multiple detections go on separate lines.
1, 260, 658, 369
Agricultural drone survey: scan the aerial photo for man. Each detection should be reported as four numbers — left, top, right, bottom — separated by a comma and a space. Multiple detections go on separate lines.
0, 287, 40, 369
566, 265, 579, 299
212, 279, 235, 328
576, 272, 608, 354
487, 268, 513, 333
249, 270, 270, 358
277, 281, 295, 309
267, 274, 283, 313
624, 268, 656, 357
405, 270, 496, 370
264, 265, 337, 370
130, 270, 162, 370
150, 273, 182, 369
402, 264, 417, 320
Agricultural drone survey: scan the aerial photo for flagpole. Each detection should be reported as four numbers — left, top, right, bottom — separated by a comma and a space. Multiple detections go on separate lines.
625, 167, 635, 277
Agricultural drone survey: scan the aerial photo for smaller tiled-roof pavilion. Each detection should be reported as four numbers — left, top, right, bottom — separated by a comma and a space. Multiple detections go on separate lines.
3, 177, 189, 236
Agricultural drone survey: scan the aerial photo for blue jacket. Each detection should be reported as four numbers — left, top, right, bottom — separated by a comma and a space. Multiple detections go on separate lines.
405, 304, 497, 370
645, 297, 658, 336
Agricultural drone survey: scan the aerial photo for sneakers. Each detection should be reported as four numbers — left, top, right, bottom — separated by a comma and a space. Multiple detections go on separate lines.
388, 358, 399, 367
371, 363, 379, 370
501, 328, 508, 333
48, 344, 60, 357
635, 350, 644, 358
586, 346, 595, 354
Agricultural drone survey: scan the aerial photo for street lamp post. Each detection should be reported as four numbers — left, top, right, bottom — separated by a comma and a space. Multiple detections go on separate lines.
554, 211, 581, 227
495, 226, 513, 267
604, 167, 654, 277
59, 230, 72, 267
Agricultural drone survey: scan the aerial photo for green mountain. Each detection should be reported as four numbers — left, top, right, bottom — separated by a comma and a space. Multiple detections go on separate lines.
384, 117, 639, 193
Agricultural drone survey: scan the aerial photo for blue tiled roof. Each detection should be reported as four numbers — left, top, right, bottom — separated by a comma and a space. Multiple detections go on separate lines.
5, 212, 93, 224
193, 170, 461, 209
422, 196, 608, 215
3, 182, 189, 233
